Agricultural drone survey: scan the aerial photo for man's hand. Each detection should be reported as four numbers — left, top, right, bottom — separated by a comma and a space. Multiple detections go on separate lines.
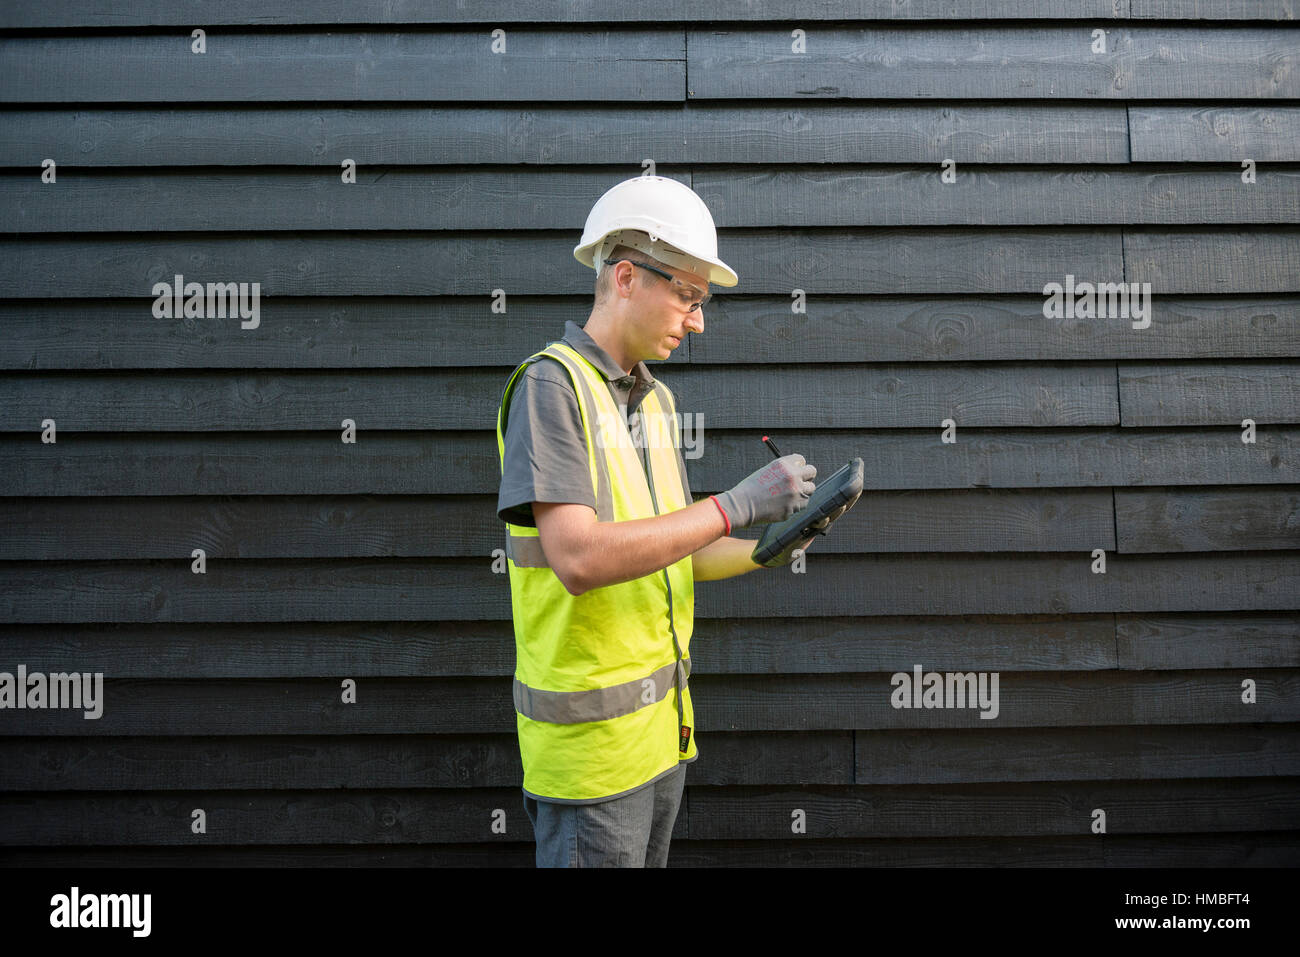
713, 453, 816, 530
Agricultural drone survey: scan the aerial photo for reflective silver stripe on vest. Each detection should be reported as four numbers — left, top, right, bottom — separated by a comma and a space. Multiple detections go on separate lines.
505, 534, 549, 568
515, 657, 693, 724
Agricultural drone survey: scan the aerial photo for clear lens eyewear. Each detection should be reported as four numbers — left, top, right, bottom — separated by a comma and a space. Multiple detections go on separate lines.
602, 258, 711, 312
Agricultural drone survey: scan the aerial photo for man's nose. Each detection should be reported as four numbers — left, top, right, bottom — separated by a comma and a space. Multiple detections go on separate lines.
685, 309, 704, 334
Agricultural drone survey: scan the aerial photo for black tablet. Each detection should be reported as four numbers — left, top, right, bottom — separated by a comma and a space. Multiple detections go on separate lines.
750, 458, 864, 567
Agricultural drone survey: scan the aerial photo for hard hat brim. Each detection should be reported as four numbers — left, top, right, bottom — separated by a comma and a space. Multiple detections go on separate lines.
574, 235, 738, 288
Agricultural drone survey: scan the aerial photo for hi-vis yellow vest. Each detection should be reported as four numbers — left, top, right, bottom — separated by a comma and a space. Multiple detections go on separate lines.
496, 340, 697, 803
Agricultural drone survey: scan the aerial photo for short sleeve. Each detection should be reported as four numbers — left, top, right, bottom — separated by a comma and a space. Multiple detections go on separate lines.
497, 360, 598, 527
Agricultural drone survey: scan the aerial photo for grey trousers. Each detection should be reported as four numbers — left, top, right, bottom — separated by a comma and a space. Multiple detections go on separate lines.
523, 763, 687, 868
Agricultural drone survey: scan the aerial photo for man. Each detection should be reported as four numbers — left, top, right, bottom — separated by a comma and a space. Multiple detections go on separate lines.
495, 176, 821, 867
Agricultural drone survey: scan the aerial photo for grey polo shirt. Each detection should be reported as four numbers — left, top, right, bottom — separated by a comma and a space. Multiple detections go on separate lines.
498, 320, 693, 527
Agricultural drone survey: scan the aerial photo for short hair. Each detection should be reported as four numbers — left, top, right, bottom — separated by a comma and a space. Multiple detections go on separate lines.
594, 244, 662, 305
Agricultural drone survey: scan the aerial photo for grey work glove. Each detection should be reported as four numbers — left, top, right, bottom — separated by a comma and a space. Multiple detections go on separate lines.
713, 453, 816, 530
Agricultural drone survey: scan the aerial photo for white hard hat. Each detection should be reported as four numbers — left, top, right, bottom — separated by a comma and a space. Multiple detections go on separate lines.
574, 175, 738, 287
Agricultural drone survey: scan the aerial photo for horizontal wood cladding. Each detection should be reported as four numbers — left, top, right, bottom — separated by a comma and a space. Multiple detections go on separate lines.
6, 428, 1295, 494
2, 552, 1296, 619
0, 363, 1125, 429
858, 724, 1300, 782
1131, 1, 1297, 18
0, 31, 687, 103
2, 297, 1295, 368
0, 105, 1132, 166
0, 489, 1120, 557
1130, 107, 1300, 162
2, 611, 1295, 676
4, 1, 1296, 31
0, 672, 1295, 736
0, 7, 1294, 868
696, 167, 1300, 227
3, 27, 1295, 102
0, 1, 1135, 30
6, 167, 1298, 230
1125, 229, 1300, 292
1119, 362, 1300, 425
0, 488, 1292, 558
0, 230, 1125, 296
0, 732, 842, 790
687, 27, 1300, 100
4, 724, 1297, 790
3, 230, 1295, 295
1115, 487, 1300, 551
683, 779, 1300, 839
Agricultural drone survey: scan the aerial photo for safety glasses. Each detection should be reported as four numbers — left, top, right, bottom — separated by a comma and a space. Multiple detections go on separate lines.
602, 258, 711, 312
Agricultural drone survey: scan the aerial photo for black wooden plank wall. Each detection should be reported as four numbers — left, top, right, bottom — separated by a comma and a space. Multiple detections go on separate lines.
0, 2, 1297, 868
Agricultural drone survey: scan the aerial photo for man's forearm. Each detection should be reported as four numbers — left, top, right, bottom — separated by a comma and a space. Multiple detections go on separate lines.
690, 535, 763, 581
570, 498, 728, 592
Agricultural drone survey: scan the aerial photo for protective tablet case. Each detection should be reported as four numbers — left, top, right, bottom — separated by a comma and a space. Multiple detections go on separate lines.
751, 457, 865, 567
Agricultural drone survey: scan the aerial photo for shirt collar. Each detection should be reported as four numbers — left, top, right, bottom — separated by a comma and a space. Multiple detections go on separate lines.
560, 320, 657, 391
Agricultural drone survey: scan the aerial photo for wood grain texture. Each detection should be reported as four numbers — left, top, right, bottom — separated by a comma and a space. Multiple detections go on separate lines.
0, 32, 685, 103
0, 0, 1130, 29
0, 620, 519, 677
695, 613, 1119, 672
1, 0, 1296, 867
0, 488, 1115, 560
0, 299, 636, 370
0, 229, 1125, 297
0, 105, 1130, 167
2, 427, 1295, 496
0, 672, 1295, 735
0, 611, 1119, 677
855, 724, 1300, 783
4, 611, 1290, 677
1, 169, 694, 233
1131, 0, 1296, 18
684, 778, 1300, 839
14, 166, 1294, 231
1, 553, 1298, 623
0, 731, 853, 790
691, 671, 1300, 730
1116, 487, 1300, 551
1116, 612, 1300, 668
3, 296, 1296, 370
0, 787, 567, 844
0, 363, 1119, 430
694, 552, 1300, 617
694, 167, 1300, 227
1125, 229, 1300, 293
5, 778, 1297, 843
687, 428, 1300, 491
1130, 107, 1300, 162
685, 296, 1300, 363
688, 27, 1300, 100
1119, 361, 1300, 425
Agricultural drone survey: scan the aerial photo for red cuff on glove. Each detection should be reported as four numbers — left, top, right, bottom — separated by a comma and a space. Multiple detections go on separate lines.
709, 495, 732, 535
